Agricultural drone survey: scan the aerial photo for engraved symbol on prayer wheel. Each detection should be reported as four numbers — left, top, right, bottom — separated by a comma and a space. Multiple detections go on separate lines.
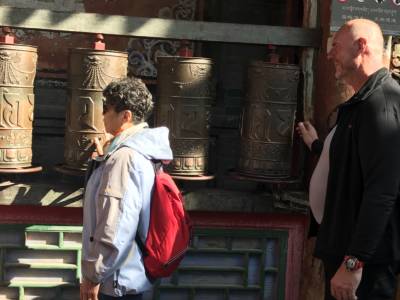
0, 43, 37, 170
238, 61, 300, 179
155, 56, 214, 177
62, 48, 128, 172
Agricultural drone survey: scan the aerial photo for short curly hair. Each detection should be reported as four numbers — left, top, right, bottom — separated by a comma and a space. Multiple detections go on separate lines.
103, 77, 153, 123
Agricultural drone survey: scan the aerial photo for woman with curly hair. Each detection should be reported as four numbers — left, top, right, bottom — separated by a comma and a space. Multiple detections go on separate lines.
80, 77, 173, 300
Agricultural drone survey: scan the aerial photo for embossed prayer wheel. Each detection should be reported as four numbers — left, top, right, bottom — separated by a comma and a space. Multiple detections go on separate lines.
63, 46, 127, 171
0, 42, 37, 169
238, 62, 300, 179
155, 56, 213, 177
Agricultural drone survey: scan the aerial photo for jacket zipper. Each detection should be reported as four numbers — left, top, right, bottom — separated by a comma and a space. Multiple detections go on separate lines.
163, 247, 188, 268
113, 269, 120, 288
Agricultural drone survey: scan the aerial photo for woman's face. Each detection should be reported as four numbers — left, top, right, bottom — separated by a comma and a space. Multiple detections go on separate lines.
102, 103, 125, 135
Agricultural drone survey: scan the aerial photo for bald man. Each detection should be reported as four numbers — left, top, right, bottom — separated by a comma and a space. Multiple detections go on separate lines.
298, 19, 400, 300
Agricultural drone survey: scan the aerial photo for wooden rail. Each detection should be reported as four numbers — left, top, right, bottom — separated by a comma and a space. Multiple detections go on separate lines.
0, 6, 321, 47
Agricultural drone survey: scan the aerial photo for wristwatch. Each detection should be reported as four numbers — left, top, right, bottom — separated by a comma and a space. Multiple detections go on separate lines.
343, 255, 364, 272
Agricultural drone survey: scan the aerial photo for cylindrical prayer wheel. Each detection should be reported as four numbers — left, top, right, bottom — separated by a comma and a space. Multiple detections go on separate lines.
238, 62, 300, 179
0, 43, 37, 169
155, 56, 213, 177
63, 48, 127, 171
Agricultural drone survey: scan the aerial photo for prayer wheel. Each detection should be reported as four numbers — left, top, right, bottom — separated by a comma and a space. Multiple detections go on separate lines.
155, 56, 213, 177
62, 39, 127, 172
238, 61, 300, 179
0, 38, 38, 170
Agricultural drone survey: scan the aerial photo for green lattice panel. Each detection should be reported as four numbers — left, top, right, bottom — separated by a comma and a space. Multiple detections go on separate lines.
154, 228, 288, 300
0, 226, 288, 300
0, 225, 82, 300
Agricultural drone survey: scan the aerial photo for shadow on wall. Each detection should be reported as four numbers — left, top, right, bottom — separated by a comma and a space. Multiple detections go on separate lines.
0, 171, 84, 207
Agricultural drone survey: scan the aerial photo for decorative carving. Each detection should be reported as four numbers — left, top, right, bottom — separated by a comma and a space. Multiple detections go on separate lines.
127, 0, 197, 77
0, 148, 31, 163
0, 51, 19, 85
64, 131, 106, 169
391, 39, 400, 82
0, 44, 37, 169
82, 56, 115, 89
172, 63, 213, 98
63, 49, 128, 171
128, 39, 180, 77
171, 0, 197, 20
0, 50, 36, 85
0, 129, 31, 147
238, 61, 300, 179
155, 56, 214, 176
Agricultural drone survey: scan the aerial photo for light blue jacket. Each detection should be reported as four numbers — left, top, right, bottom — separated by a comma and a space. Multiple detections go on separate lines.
82, 125, 173, 297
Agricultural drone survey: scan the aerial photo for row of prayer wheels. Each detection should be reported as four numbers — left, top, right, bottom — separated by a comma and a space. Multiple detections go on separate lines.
0, 30, 300, 180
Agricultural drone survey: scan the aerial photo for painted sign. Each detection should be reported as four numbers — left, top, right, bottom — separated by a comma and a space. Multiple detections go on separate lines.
331, 0, 400, 34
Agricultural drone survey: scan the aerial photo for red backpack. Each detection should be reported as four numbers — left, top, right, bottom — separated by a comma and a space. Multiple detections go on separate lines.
136, 163, 192, 281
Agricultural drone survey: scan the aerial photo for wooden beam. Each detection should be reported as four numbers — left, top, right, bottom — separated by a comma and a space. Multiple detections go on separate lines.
0, 6, 321, 47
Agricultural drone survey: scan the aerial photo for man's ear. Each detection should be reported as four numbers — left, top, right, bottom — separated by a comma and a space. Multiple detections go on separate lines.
356, 37, 367, 54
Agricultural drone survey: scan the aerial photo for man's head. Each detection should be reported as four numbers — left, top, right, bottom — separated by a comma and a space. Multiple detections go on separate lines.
102, 77, 153, 135
328, 19, 384, 88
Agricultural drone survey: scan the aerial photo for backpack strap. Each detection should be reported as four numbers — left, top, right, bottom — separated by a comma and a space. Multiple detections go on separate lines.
151, 159, 163, 173
83, 157, 103, 188
135, 159, 163, 253
135, 234, 147, 256
135, 233, 156, 283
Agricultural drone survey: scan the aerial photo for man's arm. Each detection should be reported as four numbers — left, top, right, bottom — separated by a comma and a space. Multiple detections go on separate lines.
296, 121, 321, 154
348, 95, 400, 261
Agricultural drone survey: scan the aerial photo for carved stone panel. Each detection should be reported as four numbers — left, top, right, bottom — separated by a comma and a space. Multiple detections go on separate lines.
391, 38, 400, 82
0, 44, 37, 169
238, 62, 300, 179
155, 56, 214, 176
64, 49, 128, 171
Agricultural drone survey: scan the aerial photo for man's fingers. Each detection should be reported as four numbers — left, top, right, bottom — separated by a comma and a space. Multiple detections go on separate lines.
332, 286, 356, 300
80, 285, 85, 300
349, 289, 358, 300
297, 122, 306, 134
80, 291, 87, 300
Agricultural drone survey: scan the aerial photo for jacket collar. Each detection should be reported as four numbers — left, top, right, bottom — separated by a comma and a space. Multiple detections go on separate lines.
341, 67, 390, 108
104, 122, 148, 157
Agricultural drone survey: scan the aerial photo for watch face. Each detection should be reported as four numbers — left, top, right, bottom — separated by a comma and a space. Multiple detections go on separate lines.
346, 258, 356, 270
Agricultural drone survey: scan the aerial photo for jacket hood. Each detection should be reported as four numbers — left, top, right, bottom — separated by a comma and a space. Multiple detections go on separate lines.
118, 126, 173, 160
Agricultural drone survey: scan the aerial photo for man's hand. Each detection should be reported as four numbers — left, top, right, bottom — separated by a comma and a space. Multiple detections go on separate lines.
80, 277, 100, 300
296, 121, 319, 150
330, 263, 362, 300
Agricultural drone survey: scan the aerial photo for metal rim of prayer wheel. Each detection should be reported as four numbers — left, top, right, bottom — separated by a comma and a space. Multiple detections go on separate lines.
237, 61, 300, 180
0, 42, 42, 173
58, 47, 128, 175
155, 55, 214, 178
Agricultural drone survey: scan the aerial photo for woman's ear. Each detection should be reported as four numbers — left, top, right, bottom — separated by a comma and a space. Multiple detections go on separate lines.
122, 110, 133, 123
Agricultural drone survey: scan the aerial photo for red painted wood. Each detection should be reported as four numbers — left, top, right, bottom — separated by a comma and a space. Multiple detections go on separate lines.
0, 206, 307, 300
190, 211, 307, 300
0, 205, 83, 225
